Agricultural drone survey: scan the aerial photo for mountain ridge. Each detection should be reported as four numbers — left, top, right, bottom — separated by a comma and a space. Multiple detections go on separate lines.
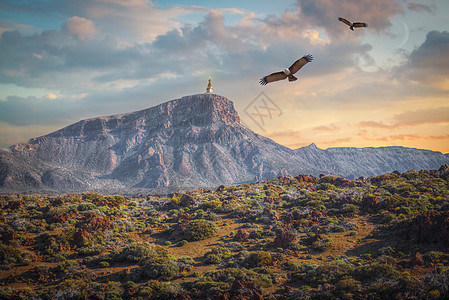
1, 93, 448, 193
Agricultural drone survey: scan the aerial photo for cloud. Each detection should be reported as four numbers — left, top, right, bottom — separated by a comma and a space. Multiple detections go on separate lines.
295, 0, 403, 39
62, 16, 98, 41
313, 124, 340, 131
0, 121, 62, 149
266, 129, 302, 139
320, 137, 353, 146
394, 30, 449, 89
407, 2, 434, 13
358, 107, 449, 129
365, 133, 449, 142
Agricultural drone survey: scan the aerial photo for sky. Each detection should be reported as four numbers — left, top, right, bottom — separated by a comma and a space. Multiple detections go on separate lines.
0, 0, 448, 153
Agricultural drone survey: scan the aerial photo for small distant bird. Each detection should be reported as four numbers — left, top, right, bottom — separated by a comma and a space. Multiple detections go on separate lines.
338, 17, 368, 31
259, 54, 313, 85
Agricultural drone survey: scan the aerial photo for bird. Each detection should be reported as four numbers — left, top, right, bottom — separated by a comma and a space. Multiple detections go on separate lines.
338, 17, 368, 31
259, 54, 313, 85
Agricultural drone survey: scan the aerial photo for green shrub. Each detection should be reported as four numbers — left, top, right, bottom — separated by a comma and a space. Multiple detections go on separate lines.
178, 256, 195, 265
352, 262, 400, 281
79, 245, 106, 256
140, 260, 179, 280
118, 242, 167, 263
204, 247, 231, 265
184, 219, 218, 241
312, 238, 334, 251
199, 268, 273, 288
176, 240, 188, 247
77, 202, 97, 212
99, 261, 110, 268
205, 253, 222, 264
0, 244, 22, 264
246, 251, 272, 267
337, 276, 361, 291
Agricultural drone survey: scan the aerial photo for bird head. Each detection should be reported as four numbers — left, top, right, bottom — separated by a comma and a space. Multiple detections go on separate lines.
283, 68, 291, 75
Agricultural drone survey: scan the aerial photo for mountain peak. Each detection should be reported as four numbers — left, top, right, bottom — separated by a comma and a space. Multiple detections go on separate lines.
1, 92, 449, 193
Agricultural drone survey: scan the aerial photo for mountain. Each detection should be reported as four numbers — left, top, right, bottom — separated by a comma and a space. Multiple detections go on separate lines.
0, 93, 448, 193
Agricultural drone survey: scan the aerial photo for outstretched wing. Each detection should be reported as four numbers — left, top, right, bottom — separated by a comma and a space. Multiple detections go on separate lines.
259, 71, 287, 85
288, 54, 313, 75
353, 22, 367, 28
338, 17, 352, 27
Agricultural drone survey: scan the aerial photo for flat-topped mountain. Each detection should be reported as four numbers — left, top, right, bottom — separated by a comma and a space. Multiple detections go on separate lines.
0, 93, 448, 192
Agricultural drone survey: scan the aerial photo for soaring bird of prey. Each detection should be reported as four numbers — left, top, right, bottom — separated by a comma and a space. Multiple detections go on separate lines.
338, 17, 368, 31
259, 54, 313, 85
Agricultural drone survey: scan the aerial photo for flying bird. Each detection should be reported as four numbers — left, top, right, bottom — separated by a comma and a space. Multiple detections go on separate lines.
338, 17, 368, 31
259, 54, 313, 86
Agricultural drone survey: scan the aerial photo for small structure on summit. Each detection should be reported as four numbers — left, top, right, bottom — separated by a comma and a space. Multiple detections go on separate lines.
206, 77, 214, 94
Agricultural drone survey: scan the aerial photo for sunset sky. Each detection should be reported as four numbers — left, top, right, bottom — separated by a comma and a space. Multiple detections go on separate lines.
1, 0, 448, 153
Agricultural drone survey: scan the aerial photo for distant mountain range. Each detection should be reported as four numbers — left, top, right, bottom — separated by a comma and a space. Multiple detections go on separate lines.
1, 93, 448, 193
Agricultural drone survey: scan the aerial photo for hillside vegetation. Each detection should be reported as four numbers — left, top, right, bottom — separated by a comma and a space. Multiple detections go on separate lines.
1, 165, 448, 299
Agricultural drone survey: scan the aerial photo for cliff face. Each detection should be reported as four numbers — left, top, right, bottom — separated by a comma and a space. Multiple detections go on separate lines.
0, 93, 448, 192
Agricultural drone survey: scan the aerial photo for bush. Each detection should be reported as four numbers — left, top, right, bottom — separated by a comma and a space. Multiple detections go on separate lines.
0, 244, 22, 264
312, 238, 334, 252
184, 219, 218, 241
246, 251, 272, 267
337, 276, 361, 291
79, 245, 106, 256
176, 240, 188, 247
205, 253, 222, 264
204, 247, 231, 265
118, 242, 166, 263
178, 256, 195, 265
352, 262, 400, 281
199, 268, 273, 288
140, 260, 179, 280
77, 203, 97, 212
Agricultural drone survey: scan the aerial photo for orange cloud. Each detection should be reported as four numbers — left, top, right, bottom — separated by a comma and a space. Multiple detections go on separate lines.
359, 107, 449, 129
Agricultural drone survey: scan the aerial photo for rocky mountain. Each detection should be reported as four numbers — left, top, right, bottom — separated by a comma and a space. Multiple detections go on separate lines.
0, 93, 448, 193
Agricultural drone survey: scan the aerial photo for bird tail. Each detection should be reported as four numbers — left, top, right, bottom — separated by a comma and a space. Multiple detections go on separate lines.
288, 75, 297, 82
350, 26, 354, 31
259, 77, 268, 85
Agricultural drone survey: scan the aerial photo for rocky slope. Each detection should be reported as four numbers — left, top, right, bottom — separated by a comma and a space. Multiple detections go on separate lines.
0, 93, 448, 192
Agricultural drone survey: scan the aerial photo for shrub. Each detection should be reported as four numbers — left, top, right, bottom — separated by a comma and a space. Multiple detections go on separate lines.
184, 219, 218, 241
204, 247, 231, 265
118, 242, 166, 263
205, 253, 222, 264
77, 203, 97, 212
312, 238, 334, 252
99, 261, 110, 268
199, 268, 273, 288
352, 262, 400, 281
337, 276, 362, 291
79, 245, 106, 256
178, 256, 195, 265
140, 260, 179, 280
0, 244, 22, 264
246, 251, 272, 267
176, 240, 188, 247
